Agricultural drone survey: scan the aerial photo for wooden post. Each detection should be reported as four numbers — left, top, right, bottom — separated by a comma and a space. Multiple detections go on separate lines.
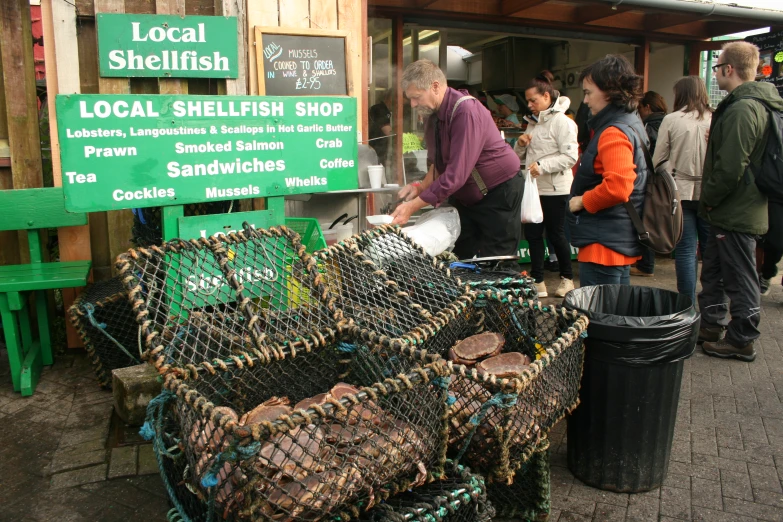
439, 29, 448, 76
216, 0, 248, 96
0, 30, 21, 266
635, 38, 650, 92
392, 15, 403, 186
42, 0, 92, 348
0, 0, 44, 192
95, 0, 135, 274
688, 45, 702, 76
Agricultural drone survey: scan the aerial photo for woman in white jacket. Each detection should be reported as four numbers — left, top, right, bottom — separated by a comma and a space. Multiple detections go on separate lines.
651, 76, 712, 302
514, 72, 579, 297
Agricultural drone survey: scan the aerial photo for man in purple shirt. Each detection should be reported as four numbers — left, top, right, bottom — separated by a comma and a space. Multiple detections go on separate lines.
391, 60, 524, 259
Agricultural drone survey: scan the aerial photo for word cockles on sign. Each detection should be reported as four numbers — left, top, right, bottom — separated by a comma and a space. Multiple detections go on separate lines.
97, 14, 238, 78
56, 94, 359, 212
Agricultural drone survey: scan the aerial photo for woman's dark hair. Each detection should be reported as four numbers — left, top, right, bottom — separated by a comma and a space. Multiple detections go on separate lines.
579, 55, 643, 112
673, 75, 712, 119
527, 70, 558, 101
641, 91, 668, 114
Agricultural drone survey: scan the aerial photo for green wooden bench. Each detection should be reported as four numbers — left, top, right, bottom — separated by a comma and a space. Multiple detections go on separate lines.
0, 188, 91, 396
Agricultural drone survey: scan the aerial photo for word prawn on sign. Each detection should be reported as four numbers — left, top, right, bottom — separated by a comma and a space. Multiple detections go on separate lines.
256, 28, 349, 96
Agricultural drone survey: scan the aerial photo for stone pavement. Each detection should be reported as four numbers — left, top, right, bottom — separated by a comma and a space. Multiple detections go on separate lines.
541, 258, 783, 522
0, 257, 780, 521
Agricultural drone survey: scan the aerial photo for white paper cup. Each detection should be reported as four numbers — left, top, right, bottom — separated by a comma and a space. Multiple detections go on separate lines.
367, 165, 384, 189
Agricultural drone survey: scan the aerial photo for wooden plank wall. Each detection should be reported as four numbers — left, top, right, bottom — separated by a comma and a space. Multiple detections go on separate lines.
245, 0, 364, 216
59, 0, 250, 282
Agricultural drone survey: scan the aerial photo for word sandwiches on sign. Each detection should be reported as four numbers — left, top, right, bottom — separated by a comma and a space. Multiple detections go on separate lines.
97, 14, 238, 78
257, 30, 348, 96
56, 94, 359, 212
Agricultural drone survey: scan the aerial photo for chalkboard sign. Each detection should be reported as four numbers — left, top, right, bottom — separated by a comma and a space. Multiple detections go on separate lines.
746, 30, 783, 97
255, 27, 350, 96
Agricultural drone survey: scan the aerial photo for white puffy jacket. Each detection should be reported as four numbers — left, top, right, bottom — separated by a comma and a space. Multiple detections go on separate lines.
513, 96, 579, 196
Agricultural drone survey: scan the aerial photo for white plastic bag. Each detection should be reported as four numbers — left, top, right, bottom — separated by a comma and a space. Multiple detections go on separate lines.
402, 207, 461, 256
521, 170, 544, 224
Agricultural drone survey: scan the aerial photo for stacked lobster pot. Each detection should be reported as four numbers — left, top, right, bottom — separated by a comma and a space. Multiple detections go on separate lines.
313, 225, 477, 356
119, 224, 473, 521
68, 276, 142, 388
449, 262, 538, 297
487, 438, 552, 520
443, 289, 588, 484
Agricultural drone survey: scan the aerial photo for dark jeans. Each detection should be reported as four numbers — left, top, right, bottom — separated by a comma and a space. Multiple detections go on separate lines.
675, 204, 711, 303
524, 195, 573, 282
453, 171, 524, 259
761, 245, 783, 280
578, 262, 631, 287
636, 247, 655, 274
698, 225, 761, 346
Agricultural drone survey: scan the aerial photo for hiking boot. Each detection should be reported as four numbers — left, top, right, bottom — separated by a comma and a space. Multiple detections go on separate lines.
535, 281, 548, 298
760, 276, 771, 296
630, 266, 654, 277
702, 339, 756, 362
555, 277, 575, 297
698, 326, 725, 343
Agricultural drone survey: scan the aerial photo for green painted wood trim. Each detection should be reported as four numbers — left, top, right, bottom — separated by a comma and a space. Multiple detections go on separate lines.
0, 188, 87, 231
0, 294, 23, 392
27, 229, 43, 264
36, 291, 53, 366
0, 261, 91, 292
162, 205, 185, 241
20, 340, 42, 397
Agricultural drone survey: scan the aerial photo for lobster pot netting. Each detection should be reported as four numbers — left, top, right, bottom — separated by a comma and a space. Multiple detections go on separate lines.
131, 201, 238, 248
315, 225, 475, 356
68, 277, 142, 388
488, 439, 550, 521
116, 225, 341, 373
449, 266, 537, 297
165, 340, 450, 521
446, 290, 587, 483
355, 464, 494, 522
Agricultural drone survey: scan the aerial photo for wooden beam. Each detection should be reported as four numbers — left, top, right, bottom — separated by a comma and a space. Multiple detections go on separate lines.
42, 0, 92, 348
0, 0, 44, 191
573, 4, 634, 25
499, 0, 548, 17
392, 14, 404, 187
688, 44, 701, 76
643, 12, 704, 33
635, 38, 650, 92
416, 0, 440, 8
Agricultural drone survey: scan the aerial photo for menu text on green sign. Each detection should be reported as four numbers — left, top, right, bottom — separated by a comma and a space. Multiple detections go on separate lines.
56, 94, 359, 212
97, 14, 238, 78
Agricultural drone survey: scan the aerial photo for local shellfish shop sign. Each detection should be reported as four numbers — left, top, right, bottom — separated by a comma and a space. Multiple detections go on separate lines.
56, 94, 358, 212
97, 14, 238, 78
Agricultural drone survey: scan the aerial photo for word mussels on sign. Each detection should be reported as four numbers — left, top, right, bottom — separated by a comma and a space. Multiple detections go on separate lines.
97, 13, 238, 78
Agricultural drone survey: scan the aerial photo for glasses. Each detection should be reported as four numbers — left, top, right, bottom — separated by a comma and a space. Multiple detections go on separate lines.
711, 63, 730, 72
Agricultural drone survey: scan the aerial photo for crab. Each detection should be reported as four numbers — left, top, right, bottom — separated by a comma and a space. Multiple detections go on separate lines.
448, 332, 505, 366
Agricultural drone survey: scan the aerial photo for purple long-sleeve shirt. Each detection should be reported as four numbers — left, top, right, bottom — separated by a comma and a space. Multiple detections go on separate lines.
420, 88, 521, 207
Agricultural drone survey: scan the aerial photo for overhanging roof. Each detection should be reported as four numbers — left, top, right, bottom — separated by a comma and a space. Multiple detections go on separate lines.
369, 0, 783, 41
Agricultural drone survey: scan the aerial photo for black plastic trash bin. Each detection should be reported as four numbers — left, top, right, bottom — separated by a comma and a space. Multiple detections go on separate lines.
563, 285, 699, 493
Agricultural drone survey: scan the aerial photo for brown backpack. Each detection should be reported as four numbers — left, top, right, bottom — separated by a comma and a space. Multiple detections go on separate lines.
622, 126, 684, 255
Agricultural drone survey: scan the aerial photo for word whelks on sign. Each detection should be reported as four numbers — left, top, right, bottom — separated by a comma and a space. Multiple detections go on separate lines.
97, 14, 238, 78
56, 94, 358, 212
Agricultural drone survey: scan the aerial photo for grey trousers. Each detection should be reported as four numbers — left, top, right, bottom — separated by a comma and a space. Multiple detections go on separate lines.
698, 225, 761, 346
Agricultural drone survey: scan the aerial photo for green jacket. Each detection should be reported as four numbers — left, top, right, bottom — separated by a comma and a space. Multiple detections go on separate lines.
699, 81, 783, 235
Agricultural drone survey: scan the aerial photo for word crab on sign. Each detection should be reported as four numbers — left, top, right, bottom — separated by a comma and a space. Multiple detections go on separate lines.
97, 14, 238, 78
56, 94, 358, 212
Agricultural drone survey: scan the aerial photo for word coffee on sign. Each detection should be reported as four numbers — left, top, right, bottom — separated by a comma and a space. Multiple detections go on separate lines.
56, 94, 358, 212
97, 14, 238, 78
257, 31, 347, 96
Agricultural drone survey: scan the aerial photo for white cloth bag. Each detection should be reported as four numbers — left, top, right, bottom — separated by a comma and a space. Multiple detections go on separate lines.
521, 170, 544, 223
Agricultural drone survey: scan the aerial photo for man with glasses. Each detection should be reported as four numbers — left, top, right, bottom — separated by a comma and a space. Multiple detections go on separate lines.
698, 41, 783, 361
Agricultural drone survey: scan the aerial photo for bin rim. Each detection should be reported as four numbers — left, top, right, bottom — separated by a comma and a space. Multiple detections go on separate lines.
563, 284, 696, 323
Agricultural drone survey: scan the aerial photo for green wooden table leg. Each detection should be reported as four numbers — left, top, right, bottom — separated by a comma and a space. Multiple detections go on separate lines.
20, 340, 42, 397
0, 294, 23, 392
35, 290, 54, 366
